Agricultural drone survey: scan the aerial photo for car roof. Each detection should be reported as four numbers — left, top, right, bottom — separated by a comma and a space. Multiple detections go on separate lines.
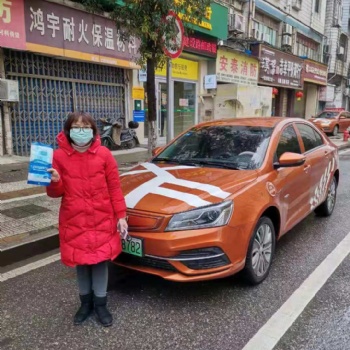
196, 117, 304, 128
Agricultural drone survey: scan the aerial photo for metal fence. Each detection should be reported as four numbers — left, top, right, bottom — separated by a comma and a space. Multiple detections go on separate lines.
5, 50, 126, 156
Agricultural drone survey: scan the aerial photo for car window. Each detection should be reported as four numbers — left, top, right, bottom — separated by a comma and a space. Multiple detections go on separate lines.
276, 125, 301, 160
154, 125, 273, 170
296, 123, 323, 152
317, 111, 338, 119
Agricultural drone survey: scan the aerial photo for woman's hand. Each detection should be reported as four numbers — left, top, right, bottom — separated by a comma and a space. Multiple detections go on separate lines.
47, 168, 60, 182
117, 218, 128, 234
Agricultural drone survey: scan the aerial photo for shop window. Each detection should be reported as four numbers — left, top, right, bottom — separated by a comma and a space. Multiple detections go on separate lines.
296, 34, 320, 61
314, 0, 320, 13
252, 20, 277, 46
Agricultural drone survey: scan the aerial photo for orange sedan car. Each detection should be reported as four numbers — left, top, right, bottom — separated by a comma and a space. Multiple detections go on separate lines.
115, 118, 339, 285
310, 108, 350, 136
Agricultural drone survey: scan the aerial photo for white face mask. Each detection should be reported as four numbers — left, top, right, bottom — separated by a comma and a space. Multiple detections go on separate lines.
70, 128, 93, 146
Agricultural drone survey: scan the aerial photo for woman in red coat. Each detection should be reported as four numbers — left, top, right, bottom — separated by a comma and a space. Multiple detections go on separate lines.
47, 112, 128, 327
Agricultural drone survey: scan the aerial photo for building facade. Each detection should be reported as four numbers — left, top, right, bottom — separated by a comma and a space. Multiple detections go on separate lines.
219, 0, 328, 119
0, 0, 140, 156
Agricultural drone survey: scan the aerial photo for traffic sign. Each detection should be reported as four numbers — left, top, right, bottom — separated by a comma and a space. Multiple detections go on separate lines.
162, 11, 184, 59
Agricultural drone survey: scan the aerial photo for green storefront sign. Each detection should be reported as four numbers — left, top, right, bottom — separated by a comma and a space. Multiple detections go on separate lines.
178, 2, 228, 40
115, 1, 228, 40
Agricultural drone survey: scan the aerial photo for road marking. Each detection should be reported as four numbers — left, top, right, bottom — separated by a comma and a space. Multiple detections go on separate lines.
0, 253, 61, 282
242, 230, 350, 350
0, 193, 46, 204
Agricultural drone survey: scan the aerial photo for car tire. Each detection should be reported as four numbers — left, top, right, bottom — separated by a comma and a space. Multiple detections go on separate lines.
332, 125, 339, 136
314, 177, 337, 217
243, 216, 276, 285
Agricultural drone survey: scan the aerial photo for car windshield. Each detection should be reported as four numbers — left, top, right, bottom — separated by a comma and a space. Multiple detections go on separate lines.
153, 125, 273, 170
317, 112, 338, 119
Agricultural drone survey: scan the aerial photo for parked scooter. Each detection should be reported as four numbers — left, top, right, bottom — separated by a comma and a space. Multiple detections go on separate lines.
100, 117, 140, 150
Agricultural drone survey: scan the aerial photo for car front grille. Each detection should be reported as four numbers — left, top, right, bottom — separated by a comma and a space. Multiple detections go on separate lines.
116, 253, 177, 272
181, 255, 230, 270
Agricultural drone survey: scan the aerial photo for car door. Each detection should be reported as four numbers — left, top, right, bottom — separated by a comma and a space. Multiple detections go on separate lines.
295, 123, 329, 212
273, 124, 311, 233
345, 112, 350, 131
338, 113, 347, 132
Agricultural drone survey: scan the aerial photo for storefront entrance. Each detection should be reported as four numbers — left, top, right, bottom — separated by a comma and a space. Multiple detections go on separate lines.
144, 78, 198, 144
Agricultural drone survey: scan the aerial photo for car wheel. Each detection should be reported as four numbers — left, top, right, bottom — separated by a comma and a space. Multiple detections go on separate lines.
332, 125, 339, 136
243, 216, 276, 285
314, 177, 337, 217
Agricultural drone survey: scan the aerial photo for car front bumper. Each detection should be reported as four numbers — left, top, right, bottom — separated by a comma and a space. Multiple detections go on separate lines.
113, 225, 250, 282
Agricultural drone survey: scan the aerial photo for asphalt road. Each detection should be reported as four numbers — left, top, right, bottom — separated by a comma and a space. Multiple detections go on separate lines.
1, 150, 350, 350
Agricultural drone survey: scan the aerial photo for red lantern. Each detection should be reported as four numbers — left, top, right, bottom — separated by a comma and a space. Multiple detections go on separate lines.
296, 91, 304, 101
272, 88, 279, 98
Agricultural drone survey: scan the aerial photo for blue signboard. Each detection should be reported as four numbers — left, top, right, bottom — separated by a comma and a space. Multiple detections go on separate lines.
133, 110, 145, 122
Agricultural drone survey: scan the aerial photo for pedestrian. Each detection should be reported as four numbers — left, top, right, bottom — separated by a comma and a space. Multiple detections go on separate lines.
46, 111, 128, 327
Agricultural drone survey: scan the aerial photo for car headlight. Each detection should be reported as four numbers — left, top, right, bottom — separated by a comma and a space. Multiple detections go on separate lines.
321, 121, 331, 125
165, 200, 233, 231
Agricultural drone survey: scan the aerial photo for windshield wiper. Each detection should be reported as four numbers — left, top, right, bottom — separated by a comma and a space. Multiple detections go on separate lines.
152, 158, 198, 166
193, 160, 241, 170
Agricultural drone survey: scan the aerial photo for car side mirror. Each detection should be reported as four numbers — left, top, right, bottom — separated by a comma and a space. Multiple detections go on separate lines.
152, 147, 163, 156
274, 152, 306, 169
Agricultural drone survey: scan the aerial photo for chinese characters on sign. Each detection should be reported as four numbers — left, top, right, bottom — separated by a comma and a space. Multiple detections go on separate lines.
156, 58, 198, 81
252, 45, 304, 89
183, 34, 217, 58
216, 49, 259, 86
303, 60, 327, 85
0, 0, 26, 50
25, 0, 140, 67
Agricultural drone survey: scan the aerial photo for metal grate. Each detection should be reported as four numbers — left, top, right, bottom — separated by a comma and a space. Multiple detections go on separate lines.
4, 50, 126, 156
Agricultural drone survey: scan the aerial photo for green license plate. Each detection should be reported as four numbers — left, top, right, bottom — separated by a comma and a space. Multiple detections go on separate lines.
122, 236, 143, 257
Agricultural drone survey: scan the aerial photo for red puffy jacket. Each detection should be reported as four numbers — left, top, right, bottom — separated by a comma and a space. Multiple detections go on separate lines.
46, 132, 126, 267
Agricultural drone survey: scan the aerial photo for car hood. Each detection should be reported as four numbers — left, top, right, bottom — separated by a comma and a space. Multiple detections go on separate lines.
310, 118, 334, 123
120, 162, 258, 215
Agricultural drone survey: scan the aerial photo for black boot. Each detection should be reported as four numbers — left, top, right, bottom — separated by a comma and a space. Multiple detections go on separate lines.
74, 293, 94, 325
94, 295, 113, 327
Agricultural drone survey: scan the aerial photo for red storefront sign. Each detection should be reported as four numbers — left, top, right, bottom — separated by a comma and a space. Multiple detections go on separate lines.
303, 60, 327, 86
0, 0, 26, 50
252, 44, 304, 89
183, 33, 217, 58
24, 0, 140, 68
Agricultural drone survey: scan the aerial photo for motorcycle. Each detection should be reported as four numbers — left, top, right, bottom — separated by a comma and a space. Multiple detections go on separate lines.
100, 117, 140, 150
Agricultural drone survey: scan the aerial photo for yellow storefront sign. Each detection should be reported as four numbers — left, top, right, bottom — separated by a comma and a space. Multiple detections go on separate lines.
132, 87, 145, 99
156, 58, 198, 81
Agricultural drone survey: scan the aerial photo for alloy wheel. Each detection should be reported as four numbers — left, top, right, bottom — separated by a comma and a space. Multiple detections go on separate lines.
251, 223, 273, 277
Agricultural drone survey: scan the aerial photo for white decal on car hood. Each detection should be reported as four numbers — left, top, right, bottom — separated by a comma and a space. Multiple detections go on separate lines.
121, 163, 231, 209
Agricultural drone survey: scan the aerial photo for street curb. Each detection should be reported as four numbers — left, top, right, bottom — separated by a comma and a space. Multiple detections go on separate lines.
337, 142, 350, 150
0, 228, 59, 268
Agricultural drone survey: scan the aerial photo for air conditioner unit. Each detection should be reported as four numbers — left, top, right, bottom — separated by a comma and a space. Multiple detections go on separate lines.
0, 79, 19, 102
292, 0, 302, 11
252, 29, 260, 40
228, 13, 245, 34
282, 35, 292, 47
283, 24, 293, 36
338, 46, 345, 55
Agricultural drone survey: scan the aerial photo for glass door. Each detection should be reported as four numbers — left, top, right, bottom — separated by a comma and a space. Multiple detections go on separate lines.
174, 81, 196, 136
144, 80, 167, 145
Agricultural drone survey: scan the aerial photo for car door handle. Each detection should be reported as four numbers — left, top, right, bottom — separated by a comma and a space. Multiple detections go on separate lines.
325, 150, 329, 157
303, 165, 311, 173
